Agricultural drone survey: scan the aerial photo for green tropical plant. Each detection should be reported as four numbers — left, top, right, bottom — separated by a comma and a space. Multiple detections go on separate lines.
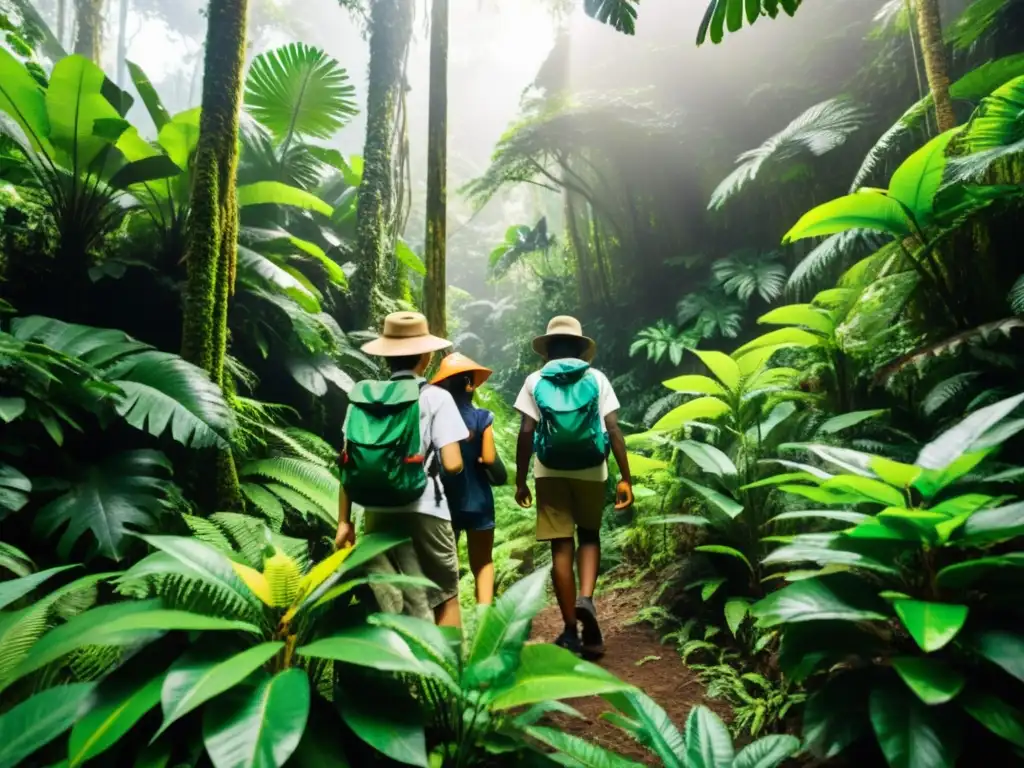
0, 530, 445, 767
751, 392, 1024, 767
488, 217, 556, 279
712, 250, 788, 303
709, 98, 862, 210
537, 690, 801, 767
677, 288, 745, 340
630, 321, 700, 366
366, 567, 635, 765
697, 0, 804, 45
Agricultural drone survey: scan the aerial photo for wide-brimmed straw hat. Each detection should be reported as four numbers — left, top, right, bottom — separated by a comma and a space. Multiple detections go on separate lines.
430, 352, 493, 388
532, 315, 596, 362
360, 312, 452, 358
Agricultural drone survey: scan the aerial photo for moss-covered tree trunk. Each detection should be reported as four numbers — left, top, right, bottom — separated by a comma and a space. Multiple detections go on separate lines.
915, 0, 956, 131
73, 0, 105, 62
423, 0, 449, 338
179, 0, 248, 511
350, 0, 414, 330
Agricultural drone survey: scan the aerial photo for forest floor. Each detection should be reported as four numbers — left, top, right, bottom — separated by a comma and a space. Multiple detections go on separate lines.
528, 583, 728, 764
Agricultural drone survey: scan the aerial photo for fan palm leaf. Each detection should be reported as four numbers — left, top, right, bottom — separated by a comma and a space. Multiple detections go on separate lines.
697, 0, 804, 45
712, 250, 788, 303
244, 43, 357, 145
710, 98, 863, 210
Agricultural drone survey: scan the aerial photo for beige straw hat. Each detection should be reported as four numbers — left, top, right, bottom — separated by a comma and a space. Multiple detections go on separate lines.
532, 315, 596, 362
360, 312, 452, 357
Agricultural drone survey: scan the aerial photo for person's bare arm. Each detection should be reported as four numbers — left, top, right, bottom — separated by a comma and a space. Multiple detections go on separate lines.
440, 442, 464, 474
335, 486, 355, 549
480, 425, 497, 466
515, 414, 536, 507
605, 411, 634, 510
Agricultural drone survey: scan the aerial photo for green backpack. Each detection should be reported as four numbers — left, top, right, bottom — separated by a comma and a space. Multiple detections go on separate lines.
340, 379, 428, 507
533, 359, 608, 470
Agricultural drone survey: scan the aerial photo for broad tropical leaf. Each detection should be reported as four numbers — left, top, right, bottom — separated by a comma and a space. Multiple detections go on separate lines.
893, 600, 968, 652
732, 734, 802, 768
869, 684, 958, 768
469, 567, 548, 672
653, 397, 731, 431
752, 575, 889, 628
35, 450, 172, 562
237, 181, 333, 217
526, 724, 643, 766
584, 0, 640, 35
887, 129, 958, 225
891, 657, 965, 706
784, 192, 911, 243
0, 683, 95, 768
684, 705, 735, 768
68, 670, 165, 766
490, 644, 633, 710
202, 668, 310, 768
297, 625, 426, 674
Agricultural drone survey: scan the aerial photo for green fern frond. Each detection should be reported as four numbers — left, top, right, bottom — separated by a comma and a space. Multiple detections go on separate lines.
264, 483, 334, 526
241, 483, 286, 530
183, 514, 238, 557
242, 458, 338, 515
788, 231, 886, 295
1010, 274, 1024, 314
67, 645, 122, 681
921, 372, 983, 417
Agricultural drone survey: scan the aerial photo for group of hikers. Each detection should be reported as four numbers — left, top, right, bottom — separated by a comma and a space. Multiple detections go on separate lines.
335, 311, 633, 657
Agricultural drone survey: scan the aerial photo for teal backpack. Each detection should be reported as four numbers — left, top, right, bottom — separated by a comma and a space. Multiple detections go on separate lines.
340, 379, 429, 507
533, 359, 608, 470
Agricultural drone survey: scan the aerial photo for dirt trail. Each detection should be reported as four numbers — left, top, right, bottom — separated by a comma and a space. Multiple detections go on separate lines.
528, 586, 726, 764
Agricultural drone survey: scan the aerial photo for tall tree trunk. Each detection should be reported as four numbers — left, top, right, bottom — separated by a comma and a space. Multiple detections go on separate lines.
73, 0, 104, 62
116, 0, 128, 85
915, 0, 956, 131
57, 0, 67, 48
180, 0, 248, 510
423, 0, 449, 338
350, 0, 414, 329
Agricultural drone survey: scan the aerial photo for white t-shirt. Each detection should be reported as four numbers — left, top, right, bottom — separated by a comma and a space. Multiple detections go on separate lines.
513, 363, 620, 482
344, 374, 469, 519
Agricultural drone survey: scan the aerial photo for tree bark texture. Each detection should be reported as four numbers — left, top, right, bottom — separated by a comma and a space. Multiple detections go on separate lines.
915, 0, 956, 131
73, 0, 104, 62
179, 0, 248, 510
423, 0, 449, 338
350, 0, 414, 330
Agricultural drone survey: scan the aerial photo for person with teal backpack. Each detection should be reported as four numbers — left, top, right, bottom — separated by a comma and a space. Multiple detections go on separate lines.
335, 312, 469, 627
514, 316, 634, 657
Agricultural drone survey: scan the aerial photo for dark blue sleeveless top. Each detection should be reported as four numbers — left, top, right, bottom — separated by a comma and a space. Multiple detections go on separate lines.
442, 404, 495, 514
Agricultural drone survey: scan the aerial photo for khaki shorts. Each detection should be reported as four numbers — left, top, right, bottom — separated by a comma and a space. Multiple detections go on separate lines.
535, 477, 605, 541
363, 512, 459, 616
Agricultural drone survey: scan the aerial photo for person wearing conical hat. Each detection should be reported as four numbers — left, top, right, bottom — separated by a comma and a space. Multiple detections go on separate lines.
335, 312, 469, 628
430, 353, 507, 606
512, 316, 634, 658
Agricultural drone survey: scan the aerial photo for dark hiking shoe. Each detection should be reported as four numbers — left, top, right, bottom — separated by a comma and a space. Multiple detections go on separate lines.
576, 596, 605, 658
554, 628, 582, 656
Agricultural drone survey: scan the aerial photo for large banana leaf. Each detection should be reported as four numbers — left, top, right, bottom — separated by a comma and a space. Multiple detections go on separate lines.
237, 181, 333, 217
887, 129, 958, 225
126, 60, 170, 131
297, 625, 427, 675
0, 47, 49, 150
202, 668, 310, 768
783, 192, 911, 243
45, 55, 124, 171
0, 682, 96, 768
35, 450, 172, 562
244, 43, 357, 143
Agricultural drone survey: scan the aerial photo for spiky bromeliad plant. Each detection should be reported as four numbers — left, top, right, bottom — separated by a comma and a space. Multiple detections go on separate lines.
0, 529, 444, 767
751, 392, 1024, 767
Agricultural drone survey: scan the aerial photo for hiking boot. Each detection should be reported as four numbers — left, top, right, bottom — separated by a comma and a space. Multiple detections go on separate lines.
554, 627, 582, 656
576, 596, 605, 659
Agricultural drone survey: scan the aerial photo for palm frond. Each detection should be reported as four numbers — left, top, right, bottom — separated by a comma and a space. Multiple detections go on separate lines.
244, 43, 357, 144
711, 250, 788, 303
850, 98, 926, 192
788, 230, 888, 295
584, 0, 639, 34
710, 99, 863, 210
237, 246, 322, 313
921, 372, 984, 417
946, 0, 1010, 50
1010, 274, 1024, 314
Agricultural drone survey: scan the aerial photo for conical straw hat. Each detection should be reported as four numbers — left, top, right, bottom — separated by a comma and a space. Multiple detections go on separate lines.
430, 352, 492, 387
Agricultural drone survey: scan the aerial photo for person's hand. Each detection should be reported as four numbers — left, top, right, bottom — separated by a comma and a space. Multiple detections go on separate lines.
335, 522, 355, 550
614, 481, 634, 511
515, 483, 533, 509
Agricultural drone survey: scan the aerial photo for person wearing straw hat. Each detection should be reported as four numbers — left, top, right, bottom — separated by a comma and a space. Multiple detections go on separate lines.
335, 312, 469, 627
430, 353, 508, 605
513, 316, 634, 657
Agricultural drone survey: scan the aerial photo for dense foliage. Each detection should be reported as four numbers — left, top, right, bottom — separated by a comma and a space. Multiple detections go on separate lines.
2, 0, 1024, 766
